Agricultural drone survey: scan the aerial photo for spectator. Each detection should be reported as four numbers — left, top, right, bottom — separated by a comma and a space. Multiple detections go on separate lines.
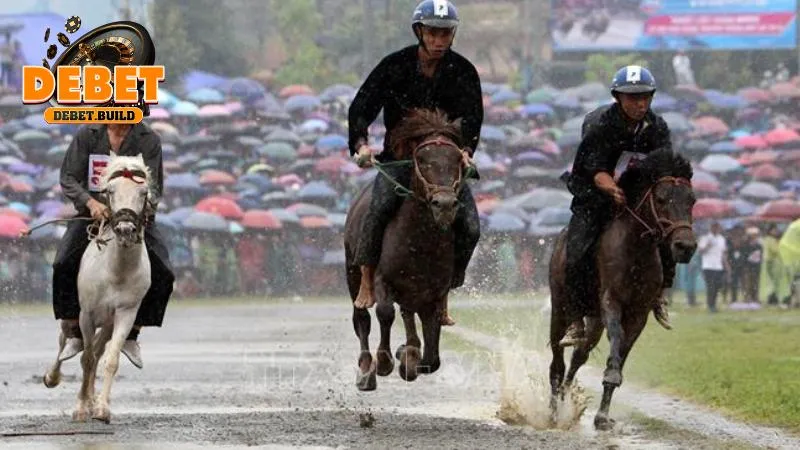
741, 227, 762, 303
698, 222, 729, 312
762, 224, 783, 305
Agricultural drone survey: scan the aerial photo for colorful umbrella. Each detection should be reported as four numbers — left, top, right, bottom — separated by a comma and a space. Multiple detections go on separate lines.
195, 196, 244, 220
241, 209, 282, 229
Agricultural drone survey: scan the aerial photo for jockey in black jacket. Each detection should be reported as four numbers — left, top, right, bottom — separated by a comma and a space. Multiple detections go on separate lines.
348, 0, 483, 325
560, 65, 675, 347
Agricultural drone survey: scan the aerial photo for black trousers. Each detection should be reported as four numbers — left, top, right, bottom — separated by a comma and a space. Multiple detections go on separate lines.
52, 220, 175, 327
353, 164, 481, 288
564, 204, 676, 322
703, 269, 725, 312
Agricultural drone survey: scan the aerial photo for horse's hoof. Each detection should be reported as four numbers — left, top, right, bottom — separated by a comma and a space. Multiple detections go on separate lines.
417, 356, 441, 374
356, 360, 377, 391
594, 414, 616, 431
603, 368, 623, 387
92, 405, 111, 424
72, 408, 90, 422
398, 362, 418, 382
376, 350, 394, 377
395, 345, 406, 361
43, 371, 61, 388
397, 346, 420, 382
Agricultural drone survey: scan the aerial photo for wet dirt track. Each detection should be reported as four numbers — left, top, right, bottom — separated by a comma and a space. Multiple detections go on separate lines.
0, 299, 789, 449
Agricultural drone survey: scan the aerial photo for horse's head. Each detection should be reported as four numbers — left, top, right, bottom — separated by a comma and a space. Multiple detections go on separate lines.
618, 149, 697, 263
101, 154, 151, 247
390, 109, 464, 228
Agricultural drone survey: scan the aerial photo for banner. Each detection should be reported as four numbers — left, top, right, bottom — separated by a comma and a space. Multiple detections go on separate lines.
551, 0, 797, 51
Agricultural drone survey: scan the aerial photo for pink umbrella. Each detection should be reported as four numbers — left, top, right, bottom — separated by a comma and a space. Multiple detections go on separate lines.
692, 198, 733, 219
148, 107, 171, 119
224, 101, 243, 113
275, 173, 304, 187
770, 82, 800, 98
199, 170, 236, 185
755, 199, 800, 220
0, 214, 28, 238
738, 150, 778, 166
736, 87, 774, 104
734, 135, 768, 150
750, 163, 784, 181
195, 196, 244, 220
763, 128, 800, 146
691, 116, 729, 135
197, 104, 231, 118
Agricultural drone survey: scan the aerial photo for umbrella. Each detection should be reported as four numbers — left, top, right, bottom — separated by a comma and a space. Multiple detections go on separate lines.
284, 95, 321, 112
12, 129, 50, 144
148, 107, 171, 119
739, 181, 780, 200
197, 104, 231, 118
661, 112, 691, 133
0, 214, 27, 238
729, 198, 757, 216
166, 206, 196, 224
520, 103, 555, 117
755, 199, 800, 220
241, 209, 282, 229
734, 135, 768, 149
297, 181, 337, 199
265, 129, 302, 144
219, 77, 265, 100
257, 142, 297, 161
157, 88, 179, 109
737, 87, 774, 103
268, 208, 301, 223
155, 215, 179, 231
691, 116, 729, 135
164, 173, 203, 191
490, 89, 521, 104
297, 119, 329, 134
651, 94, 678, 111
692, 198, 733, 219
187, 88, 224, 104
199, 170, 237, 185
487, 212, 526, 232
246, 163, 275, 175
279, 84, 315, 98
515, 151, 550, 163
321, 249, 346, 265
150, 121, 180, 136
480, 125, 506, 142
195, 196, 244, 220
300, 216, 332, 228
525, 86, 559, 103
182, 211, 228, 232
708, 141, 741, 153
287, 203, 328, 218
315, 134, 348, 151
763, 128, 800, 146
505, 188, 572, 211
171, 101, 199, 116
699, 154, 742, 173
327, 213, 348, 228
750, 163, 784, 181
320, 84, 355, 102
692, 170, 720, 186
313, 156, 350, 173
738, 150, 778, 166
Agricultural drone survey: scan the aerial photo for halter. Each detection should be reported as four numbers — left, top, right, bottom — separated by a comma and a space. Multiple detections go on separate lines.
623, 176, 693, 243
102, 168, 150, 245
411, 137, 463, 202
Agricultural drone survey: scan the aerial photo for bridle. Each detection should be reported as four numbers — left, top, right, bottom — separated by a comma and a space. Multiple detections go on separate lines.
411, 137, 463, 203
102, 168, 149, 244
624, 176, 693, 242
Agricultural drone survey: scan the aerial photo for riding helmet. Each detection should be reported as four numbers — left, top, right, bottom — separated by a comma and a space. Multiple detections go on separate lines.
412, 0, 459, 31
610, 65, 657, 95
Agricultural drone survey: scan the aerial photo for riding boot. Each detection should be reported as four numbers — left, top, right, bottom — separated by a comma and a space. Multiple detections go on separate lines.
451, 184, 480, 289
654, 246, 676, 330
353, 164, 411, 308
560, 207, 602, 347
58, 320, 83, 362
121, 328, 143, 369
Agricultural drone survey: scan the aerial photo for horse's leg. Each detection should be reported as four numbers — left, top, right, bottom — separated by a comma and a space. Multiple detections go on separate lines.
418, 305, 442, 374
564, 316, 604, 387
397, 308, 421, 382
595, 292, 624, 431
92, 307, 136, 423
43, 327, 66, 388
353, 305, 376, 391
73, 313, 95, 422
375, 298, 395, 377
595, 310, 649, 431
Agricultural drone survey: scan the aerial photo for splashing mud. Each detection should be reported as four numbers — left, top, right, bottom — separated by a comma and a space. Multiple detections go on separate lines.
494, 340, 587, 430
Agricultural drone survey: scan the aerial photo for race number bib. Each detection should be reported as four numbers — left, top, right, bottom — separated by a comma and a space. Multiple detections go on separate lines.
614, 151, 646, 181
88, 154, 110, 192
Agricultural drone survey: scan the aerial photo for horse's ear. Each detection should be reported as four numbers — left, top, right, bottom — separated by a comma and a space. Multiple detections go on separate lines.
452, 117, 463, 129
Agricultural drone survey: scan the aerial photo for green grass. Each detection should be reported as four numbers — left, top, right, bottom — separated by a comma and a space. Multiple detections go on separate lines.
451, 302, 800, 433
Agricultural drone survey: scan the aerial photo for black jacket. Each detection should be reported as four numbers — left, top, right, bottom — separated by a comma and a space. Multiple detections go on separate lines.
60, 123, 164, 216
567, 102, 672, 209
348, 45, 483, 161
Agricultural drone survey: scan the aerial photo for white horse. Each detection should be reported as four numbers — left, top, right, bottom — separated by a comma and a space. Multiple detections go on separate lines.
44, 154, 153, 424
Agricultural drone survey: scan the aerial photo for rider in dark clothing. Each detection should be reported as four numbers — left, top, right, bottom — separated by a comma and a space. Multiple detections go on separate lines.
348, 0, 483, 325
559, 65, 674, 347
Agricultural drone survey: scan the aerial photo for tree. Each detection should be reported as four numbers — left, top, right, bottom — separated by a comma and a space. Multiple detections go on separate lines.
147, 2, 200, 90
585, 53, 649, 84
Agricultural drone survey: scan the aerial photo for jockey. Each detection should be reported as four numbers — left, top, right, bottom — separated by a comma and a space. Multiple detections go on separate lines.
348, 0, 483, 325
560, 65, 675, 347
53, 105, 175, 368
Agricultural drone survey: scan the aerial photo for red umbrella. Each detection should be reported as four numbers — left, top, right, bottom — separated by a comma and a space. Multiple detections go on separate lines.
737, 87, 774, 103
755, 199, 800, 220
195, 196, 244, 220
0, 214, 28, 238
241, 209, 282, 229
692, 198, 733, 219
734, 135, 768, 150
763, 128, 800, 146
692, 180, 720, 194
314, 156, 350, 173
770, 82, 800, 98
750, 163, 784, 181
299, 216, 332, 229
738, 150, 778, 166
275, 173, 304, 187
199, 170, 236, 185
278, 84, 314, 98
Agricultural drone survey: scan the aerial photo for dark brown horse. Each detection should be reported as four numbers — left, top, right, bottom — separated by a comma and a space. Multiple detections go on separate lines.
344, 109, 466, 391
548, 149, 697, 429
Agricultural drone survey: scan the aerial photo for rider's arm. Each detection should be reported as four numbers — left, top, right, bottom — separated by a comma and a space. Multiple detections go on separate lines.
348, 57, 389, 157
141, 132, 164, 210
59, 126, 93, 210
454, 64, 483, 155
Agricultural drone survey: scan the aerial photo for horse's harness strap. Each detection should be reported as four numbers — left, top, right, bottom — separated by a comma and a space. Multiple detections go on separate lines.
412, 138, 463, 202
97, 169, 149, 245
625, 176, 693, 242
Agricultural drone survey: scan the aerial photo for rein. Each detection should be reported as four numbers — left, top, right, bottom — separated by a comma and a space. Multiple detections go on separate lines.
623, 176, 693, 242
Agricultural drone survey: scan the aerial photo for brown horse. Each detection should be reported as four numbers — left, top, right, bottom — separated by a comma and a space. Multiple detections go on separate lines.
344, 109, 466, 391
548, 149, 697, 429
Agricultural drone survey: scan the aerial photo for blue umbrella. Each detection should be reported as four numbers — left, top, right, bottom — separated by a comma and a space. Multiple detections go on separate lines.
171, 101, 199, 116
187, 88, 224, 104
708, 141, 741, 153
481, 82, 504, 95
268, 208, 300, 223
533, 206, 572, 226
181, 70, 228, 92
298, 181, 337, 199
8, 201, 31, 215
320, 84, 355, 102
182, 211, 228, 231
315, 134, 348, 151
23, 114, 50, 129
219, 77, 265, 100
490, 89, 521, 104
651, 94, 678, 111
551, 96, 581, 110
730, 198, 756, 216
481, 125, 506, 142
167, 207, 195, 223
297, 119, 329, 134
164, 173, 202, 191
520, 103, 555, 117
238, 174, 272, 191
157, 88, 179, 109
284, 95, 321, 112
487, 212, 526, 232
155, 214, 180, 230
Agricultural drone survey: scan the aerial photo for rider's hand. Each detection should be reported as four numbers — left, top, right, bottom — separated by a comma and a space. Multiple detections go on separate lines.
460, 148, 473, 168
354, 145, 374, 168
86, 197, 110, 221
594, 172, 626, 206
608, 186, 626, 206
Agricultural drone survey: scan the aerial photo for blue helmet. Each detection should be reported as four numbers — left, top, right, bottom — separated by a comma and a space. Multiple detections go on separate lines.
610, 65, 657, 95
412, 0, 459, 30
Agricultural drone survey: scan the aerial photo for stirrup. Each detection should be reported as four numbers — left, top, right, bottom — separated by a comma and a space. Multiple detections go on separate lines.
559, 323, 586, 348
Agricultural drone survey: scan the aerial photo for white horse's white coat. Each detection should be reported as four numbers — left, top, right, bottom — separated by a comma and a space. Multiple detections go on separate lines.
45, 154, 153, 424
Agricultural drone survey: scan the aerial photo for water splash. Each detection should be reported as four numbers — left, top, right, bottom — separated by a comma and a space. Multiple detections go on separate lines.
494, 340, 588, 430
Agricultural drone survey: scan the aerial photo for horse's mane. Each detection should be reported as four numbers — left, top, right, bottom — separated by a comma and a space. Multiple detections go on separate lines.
102, 155, 153, 194
389, 108, 463, 160
617, 148, 693, 206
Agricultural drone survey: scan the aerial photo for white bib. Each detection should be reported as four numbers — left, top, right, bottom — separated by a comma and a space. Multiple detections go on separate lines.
87, 154, 110, 192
